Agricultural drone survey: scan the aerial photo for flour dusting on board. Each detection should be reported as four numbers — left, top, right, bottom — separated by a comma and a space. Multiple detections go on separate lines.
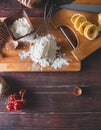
19, 34, 69, 70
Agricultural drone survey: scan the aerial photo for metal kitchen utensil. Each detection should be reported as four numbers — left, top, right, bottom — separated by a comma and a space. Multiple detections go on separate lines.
59, 4, 101, 13
0, 22, 9, 47
59, 26, 77, 49
35, 0, 53, 36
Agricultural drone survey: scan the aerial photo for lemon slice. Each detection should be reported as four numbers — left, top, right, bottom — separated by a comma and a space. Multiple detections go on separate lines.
79, 21, 91, 35
98, 13, 101, 31
84, 24, 99, 40
74, 15, 87, 30
71, 13, 84, 24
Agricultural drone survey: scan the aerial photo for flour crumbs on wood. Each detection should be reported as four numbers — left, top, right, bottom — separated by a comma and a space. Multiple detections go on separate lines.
19, 34, 69, 70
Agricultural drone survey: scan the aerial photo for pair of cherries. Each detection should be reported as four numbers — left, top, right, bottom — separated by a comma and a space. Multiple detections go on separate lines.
6, 89, 27, 112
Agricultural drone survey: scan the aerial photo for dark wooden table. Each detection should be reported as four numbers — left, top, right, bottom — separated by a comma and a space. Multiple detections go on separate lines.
0, 0, 101, 130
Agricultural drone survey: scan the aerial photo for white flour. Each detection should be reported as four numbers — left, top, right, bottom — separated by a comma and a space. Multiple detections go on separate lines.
52, 57, 69, 69
10, 17, 32, 39
19, 34, 69, 70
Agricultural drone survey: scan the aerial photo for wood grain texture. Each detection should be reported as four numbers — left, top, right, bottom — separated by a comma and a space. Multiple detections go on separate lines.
52, 9, 101, 61
0, 18, 80, 72
0, 0, 101, 130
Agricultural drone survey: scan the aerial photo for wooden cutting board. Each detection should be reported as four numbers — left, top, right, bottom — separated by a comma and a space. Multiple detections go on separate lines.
0, 17, 80, 72
0, 7, 101, 72
51, 9, 101, 61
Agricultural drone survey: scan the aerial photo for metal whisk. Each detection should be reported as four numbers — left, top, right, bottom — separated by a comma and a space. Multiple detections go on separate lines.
35, 0, 53, 37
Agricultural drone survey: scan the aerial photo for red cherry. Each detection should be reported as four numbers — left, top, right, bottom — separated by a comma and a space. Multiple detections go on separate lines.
6, 103, 14, 112
15, 100, 24, 106
14, 100, 23, 111
9, 94, 18, 102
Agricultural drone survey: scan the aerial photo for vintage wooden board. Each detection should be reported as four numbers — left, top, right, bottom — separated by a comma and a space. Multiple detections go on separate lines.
0, 17, 80, 72
52, 9, 101, 61
1, 8, 101, 72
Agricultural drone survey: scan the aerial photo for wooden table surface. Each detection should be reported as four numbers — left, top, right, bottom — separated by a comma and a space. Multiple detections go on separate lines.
0, 0, 101, 130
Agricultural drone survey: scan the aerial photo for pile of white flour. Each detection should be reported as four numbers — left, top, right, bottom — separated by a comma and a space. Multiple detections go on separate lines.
19, 34, 69, 70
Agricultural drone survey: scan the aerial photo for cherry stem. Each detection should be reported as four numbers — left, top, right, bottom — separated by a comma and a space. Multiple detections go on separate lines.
21, 89, 27, 100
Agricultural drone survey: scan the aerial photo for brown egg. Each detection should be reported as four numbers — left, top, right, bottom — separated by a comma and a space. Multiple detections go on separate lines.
0, 77, 9, 96
73, 87, 82, 96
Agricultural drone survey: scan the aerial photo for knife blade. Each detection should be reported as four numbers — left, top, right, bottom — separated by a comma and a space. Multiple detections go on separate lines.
59, 4, 101, 13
